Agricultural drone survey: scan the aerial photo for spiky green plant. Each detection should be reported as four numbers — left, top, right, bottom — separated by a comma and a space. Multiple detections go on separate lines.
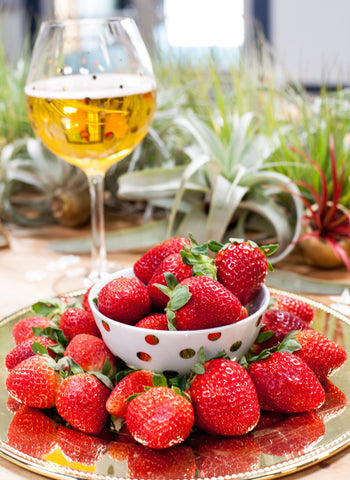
0, 35, 32, 146
0, 138, 90, 227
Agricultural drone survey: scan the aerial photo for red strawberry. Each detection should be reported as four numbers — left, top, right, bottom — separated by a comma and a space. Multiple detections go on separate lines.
212, 240, 273, 305
248, 351, 325, 413
82, 284, 94, 313
135, 313, 168, 330
6, 354, 62, 408
108, 441, 135, 461
5, 336, 56, 370
273, 293, 314, 324
126, 386, 194, 449
97, 277, 151, 325
254, 411, 325, 458
135, 313, 168, 346
106, 370, 154, 418
188, 358, 260, 436
316, 379, 347, 423
163, 275, 244, 330
64, 334, 117, 376
56, 372, 111, 435
133, 236, 191, 284
12, 316, 51, 345
7, 396, 23, 413
294, 329, 347, 380
7, 406, 58, 459
147, 253, 193, 309
59, 307, 101, 342
254, 411, 287, 431
128, 444, 196, 480
57, 425, 108, 466
193, 434, 260, 478
255, 309, 311, 351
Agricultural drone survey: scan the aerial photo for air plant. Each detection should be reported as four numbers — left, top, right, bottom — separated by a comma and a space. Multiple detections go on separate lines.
288, 134, 350, 272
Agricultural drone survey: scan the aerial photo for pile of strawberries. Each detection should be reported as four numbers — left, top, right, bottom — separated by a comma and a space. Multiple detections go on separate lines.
3, 236, 349, 467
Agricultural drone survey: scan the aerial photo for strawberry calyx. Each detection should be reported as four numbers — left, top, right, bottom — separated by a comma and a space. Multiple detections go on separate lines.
32, 296, 82, 322
154, 272, 191, 330
30, 297, 81, 353
180, 234, 217, 279
126, 374, 191, 403
32, 342, 114, 390
31, 325, 68, 354
240, 330, 301, 368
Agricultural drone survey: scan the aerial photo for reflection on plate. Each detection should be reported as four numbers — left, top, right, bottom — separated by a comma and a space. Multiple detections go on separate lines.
0, 289, 349, 480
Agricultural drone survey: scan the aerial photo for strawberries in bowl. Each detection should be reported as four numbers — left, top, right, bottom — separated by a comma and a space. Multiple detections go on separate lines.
88, 236, 271, 375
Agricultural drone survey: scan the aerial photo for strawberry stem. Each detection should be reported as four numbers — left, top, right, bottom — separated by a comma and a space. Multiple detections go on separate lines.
241, 330, 301, 368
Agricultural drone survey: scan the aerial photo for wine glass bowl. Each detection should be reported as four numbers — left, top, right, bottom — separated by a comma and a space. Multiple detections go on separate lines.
25, 17, 156, 287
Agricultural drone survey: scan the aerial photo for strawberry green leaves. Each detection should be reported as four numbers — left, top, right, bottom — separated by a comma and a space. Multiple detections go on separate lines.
241, 330, 301, 368
32, 297, 81, 322
154, 272, 191, 330
180, 234, 217, 278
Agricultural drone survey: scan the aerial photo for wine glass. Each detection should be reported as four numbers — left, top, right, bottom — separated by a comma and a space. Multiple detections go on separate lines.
25, 17, 156, 290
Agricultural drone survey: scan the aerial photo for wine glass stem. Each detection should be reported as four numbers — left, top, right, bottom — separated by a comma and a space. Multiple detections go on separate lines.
87, 173, 107, 283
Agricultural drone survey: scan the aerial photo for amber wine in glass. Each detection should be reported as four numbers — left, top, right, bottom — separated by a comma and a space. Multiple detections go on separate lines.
25, 18, 156, 288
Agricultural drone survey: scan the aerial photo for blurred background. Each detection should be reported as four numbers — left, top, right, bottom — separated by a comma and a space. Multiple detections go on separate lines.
2, 0, 350, 89
1, 0, 350, 272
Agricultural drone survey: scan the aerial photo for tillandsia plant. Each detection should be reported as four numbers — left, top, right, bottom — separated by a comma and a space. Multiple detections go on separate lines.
287, 134, 350, 272
0, 32, 92, 228
267, 85, 350, 205
0, 138, 90, 227
114, 73, 303, 264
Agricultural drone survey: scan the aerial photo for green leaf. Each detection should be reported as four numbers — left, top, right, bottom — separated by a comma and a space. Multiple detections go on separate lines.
32, 326, 68, 347
169, 375, 188, 391
47, 343, 66, 357
255, 330, 275, 344
168, 285, 191, 311
152, 374, 168, 387
244, 330, 301, 365
46, 359, 58, 370
126, 392, 142, 403
259, 243, 279, 257
166, 310, 177, 331
91, 371, 114, 390
197, 346, 206, 364
210, 350, 228, 360
115, 369, 136, 384
275, 330, 302, 354
163, 272, 180, 290
69, 358, 85, 375
207, 240, 224, 253
192, 363, 205, 375
31, 342, 49, 356
153, 283, 171, 298
32, 299, 61, 317
102, 358, 111, 377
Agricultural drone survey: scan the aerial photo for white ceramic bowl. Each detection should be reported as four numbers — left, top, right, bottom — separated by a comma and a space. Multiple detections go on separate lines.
89, 268, 270, 375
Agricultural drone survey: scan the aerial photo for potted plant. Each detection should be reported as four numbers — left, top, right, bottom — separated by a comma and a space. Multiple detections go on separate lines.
286, 135, 350, 271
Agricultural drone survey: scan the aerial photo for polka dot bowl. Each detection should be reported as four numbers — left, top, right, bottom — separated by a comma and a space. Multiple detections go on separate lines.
89, 268, 270, 375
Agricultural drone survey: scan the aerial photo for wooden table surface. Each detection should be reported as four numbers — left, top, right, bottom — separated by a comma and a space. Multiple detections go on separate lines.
0, 221, 349, 480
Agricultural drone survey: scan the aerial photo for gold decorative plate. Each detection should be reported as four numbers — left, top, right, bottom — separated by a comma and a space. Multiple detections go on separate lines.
0, 289, 349, 480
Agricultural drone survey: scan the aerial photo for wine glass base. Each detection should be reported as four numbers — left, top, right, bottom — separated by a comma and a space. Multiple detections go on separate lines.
52, 261, 119, 294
